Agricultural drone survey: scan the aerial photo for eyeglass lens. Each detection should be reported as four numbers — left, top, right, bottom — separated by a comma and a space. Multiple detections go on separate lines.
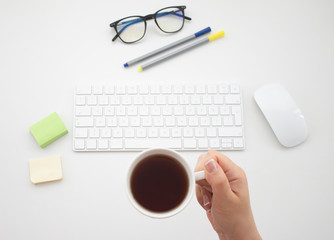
115, 7, 185, 43
116, 17, 146, 43
155, 7, 185, 33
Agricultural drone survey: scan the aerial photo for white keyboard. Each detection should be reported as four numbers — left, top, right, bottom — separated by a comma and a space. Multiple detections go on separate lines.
73, 84, 245, 151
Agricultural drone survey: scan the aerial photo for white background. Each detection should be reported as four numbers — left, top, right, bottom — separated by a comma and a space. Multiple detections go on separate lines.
1, 0, 334, 239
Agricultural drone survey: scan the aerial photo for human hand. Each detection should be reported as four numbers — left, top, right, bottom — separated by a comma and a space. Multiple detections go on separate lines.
195, 150, 261, 240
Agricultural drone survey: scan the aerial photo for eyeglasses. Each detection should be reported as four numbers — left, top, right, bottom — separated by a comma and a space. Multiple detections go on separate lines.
109, 6, 192, 44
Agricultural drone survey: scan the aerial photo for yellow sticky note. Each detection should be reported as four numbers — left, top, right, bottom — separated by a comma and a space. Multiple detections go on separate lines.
29, 156, 63, 184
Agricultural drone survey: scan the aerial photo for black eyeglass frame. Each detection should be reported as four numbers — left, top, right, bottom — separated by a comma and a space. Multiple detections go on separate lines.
109, 6, 192, 43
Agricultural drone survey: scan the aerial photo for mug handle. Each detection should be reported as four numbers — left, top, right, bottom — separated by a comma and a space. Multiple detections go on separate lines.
194, 170, 205, 182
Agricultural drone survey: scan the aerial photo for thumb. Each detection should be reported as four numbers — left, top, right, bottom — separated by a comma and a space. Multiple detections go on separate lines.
205, 159, 232, 200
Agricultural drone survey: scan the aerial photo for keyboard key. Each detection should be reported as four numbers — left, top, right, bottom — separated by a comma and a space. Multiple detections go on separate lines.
174, 106, 184, 115
200, 117, 210, 126
159, 128, 170, 137
142, 117, 152, 126
121, 96, 132, 105
213, 95, 224, 104
136, 128, 147, 137
212, 117, 222, 126
104, 107, 114, 116
76, 96, 86, 105
92, 107, 102, 116
173, 85, 183, 94
202, 95, 212, 104
172, 128, 182, 137
89, 128, 100, 138
98, 139, 109, 149
139, 85, 149, 94
207, 128, 217, 137
168, 96, 178, 105
95, 117, 106, 127
128, 85, 137, 94
148, 128, 158, 137
119, 117, 129, 127
75, 118, 93, 127
75, 128, 88, 138
107, 117, 117, 127
151, 106, 161, 116
220, 105, 230, 115
112, 128, 123, 138
153, 117, 163, 126
110, 139, 123, 149
93, 86, 103, 95
105, 86, 114, 94
179, 95, 189, 105
183, 128, 194, 137
185, 106, 195, 115
116, 85, 126, 94
230, 85, 240, 93
176, 117, 187, 126
195, 128, 205, 137
165, 117, 176, 126
150, 85, 160, 94
76, 107, 91, 116
197, 106, 207, 115
74, 139, 85, 150
156, 95, 166, 105
129, 117, 140, 127
209, 139, 220, 149
184, 139, 196, 149
110, 96, 120, 105
133, 95, 143, 105
196, 85, 206, 94
218, 127, 243, 137
161, 85, 172, 94
233, 138, 244, 148
218, 85, 229, 93
86, 139, 97, 149
185, 85, 195, 94
87, 96, 97, 105
162, 106, 173, 116
188, 117, 199, 126
101, 128, 111, 138
198, 139, 208, 148
208, 106, 219, 115
207, 85, 217, 94
76, 86, 91, 95
115, 106, 126, 116
139, 106, 149, 116
124, 128, 135, 138
223, 116, 234, 126
225, 94, 241, 104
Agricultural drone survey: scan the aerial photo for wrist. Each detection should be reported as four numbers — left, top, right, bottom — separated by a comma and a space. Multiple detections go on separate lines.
228, 221, 261, 240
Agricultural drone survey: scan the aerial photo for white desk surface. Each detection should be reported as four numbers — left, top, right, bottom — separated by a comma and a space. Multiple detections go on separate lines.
1, 0, 334, 239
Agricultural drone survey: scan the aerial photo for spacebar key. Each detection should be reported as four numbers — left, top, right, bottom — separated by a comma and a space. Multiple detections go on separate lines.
124, 139, 182, 149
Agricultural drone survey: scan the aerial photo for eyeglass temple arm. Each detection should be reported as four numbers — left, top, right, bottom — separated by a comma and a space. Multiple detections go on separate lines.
110, 18, 145, 42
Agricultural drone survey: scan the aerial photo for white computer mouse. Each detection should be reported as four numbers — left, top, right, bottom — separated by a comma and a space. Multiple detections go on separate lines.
254, 83, 308, 147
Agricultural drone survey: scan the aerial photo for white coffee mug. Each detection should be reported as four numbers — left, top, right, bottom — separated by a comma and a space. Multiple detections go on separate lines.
126, 148, 205, 218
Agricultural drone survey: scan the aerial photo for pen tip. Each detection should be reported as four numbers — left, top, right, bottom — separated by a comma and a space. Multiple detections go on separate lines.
138, 67, 143, 72
123, 63, 128, 68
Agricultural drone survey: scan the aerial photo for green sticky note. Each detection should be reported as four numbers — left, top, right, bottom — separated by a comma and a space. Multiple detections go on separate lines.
29, 112, 68, 148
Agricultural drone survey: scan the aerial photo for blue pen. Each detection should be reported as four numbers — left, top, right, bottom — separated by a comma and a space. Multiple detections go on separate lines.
123, 27, 211, 67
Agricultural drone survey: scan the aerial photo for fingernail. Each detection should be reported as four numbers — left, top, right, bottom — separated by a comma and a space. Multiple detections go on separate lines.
205, 159, 218, 174
203, 194, 211, 211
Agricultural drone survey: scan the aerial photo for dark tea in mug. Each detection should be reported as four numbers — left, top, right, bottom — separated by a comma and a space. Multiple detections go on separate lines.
130, 154, 189, 213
